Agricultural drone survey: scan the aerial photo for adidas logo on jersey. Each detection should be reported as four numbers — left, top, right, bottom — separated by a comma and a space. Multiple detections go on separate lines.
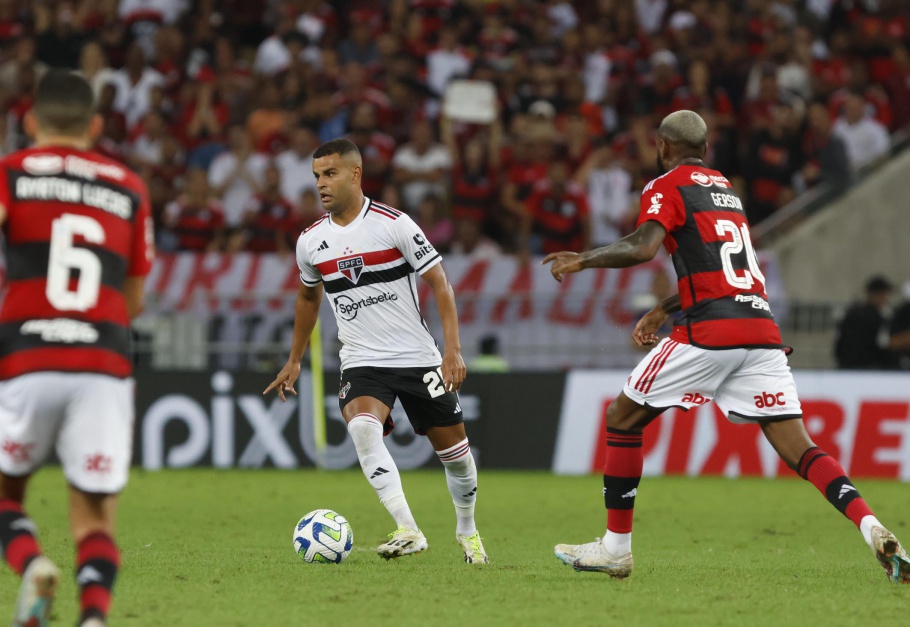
839, 484, 857, 499
454, 403, 462, 413
318, 240, 329, 251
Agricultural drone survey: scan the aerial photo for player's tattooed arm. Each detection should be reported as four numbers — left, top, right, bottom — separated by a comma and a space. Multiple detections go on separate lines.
542, 221, 668, 282
265, 282, 323, 401
421, 263, 467, 392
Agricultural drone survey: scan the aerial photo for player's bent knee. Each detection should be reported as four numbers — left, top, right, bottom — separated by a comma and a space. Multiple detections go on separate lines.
606, 394, 654, 432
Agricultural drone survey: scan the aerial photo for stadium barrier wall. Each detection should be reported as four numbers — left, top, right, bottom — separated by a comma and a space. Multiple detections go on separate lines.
133, 369, 910, 480
134, 369, 566, 471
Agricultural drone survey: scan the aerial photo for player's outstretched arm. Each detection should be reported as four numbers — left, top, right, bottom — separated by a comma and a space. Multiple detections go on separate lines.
421, 263, 466, 392
264, 282, 323, 401
633, 293, 681, 346
542, 221, 668, 282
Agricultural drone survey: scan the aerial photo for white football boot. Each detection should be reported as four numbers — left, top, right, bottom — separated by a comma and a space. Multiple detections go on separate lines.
870, 526, 910, 583
456, 531, 489, 564
376, 526, 428, 559
12, 555, 59, 627
554, 538, 633, 578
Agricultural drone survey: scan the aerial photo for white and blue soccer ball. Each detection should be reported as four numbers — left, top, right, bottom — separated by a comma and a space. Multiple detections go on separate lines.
293, 509, 353, 564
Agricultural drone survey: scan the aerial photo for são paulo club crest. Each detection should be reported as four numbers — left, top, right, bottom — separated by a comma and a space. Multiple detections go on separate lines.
338, 256, 365, 283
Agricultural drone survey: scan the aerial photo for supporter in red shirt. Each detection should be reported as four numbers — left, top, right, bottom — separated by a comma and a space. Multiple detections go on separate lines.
178, 72, 230, 150
671, 59, 735, 129
885, 44, 910, 130
232, 162, 298, 254
162, 168, 226, 252
524, 160, 591, 255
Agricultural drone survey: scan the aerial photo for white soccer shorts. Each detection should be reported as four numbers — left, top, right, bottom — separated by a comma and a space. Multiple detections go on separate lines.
623, 338, 802, 423
0, 372, 134, 493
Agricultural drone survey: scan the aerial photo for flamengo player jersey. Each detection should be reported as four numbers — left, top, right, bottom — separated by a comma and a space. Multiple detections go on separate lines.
637, 162, 783, 349
297, 197, 442, 370
0, 146, 154, 379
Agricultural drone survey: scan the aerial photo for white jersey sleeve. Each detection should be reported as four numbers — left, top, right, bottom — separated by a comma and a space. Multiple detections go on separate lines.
391, 214, 443, 275
295, 229, 323, 286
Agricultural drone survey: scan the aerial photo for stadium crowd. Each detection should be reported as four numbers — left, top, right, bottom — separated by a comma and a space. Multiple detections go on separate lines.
4, 0, 909, 257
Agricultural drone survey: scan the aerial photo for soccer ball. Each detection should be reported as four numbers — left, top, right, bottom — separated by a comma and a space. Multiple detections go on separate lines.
293, 509, 353, 564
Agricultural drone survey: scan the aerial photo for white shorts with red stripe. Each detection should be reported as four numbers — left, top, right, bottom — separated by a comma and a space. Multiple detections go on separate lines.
0, 372, 134, 493
622, 338, 802, 423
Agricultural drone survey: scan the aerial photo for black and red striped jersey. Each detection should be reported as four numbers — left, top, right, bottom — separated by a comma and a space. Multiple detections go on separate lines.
0, 146, 154, 379
637, 162, 783, 349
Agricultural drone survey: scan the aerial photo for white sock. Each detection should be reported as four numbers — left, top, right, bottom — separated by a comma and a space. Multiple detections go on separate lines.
603, 531, 631, 556
436, 438, 478, 537
347, 414, 417, 529
860, 515, 883, 549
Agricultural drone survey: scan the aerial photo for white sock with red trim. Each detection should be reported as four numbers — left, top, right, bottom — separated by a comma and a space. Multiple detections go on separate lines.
347, 414, 417, 530
436, 438, 477, 537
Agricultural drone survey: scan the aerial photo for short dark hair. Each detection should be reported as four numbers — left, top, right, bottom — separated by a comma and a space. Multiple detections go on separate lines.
313, 138, 361, 160
866, 275, 893, 294
34, 69, 95, 135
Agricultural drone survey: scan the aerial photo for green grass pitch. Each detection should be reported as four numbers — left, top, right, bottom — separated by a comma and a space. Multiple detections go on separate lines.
2, 469, 907, 626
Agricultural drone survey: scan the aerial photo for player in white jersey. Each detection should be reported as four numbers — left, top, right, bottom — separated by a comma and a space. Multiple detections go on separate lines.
265, 139, 488, 564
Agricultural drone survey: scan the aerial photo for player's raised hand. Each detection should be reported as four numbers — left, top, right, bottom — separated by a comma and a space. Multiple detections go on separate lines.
541, 251, 584, 282
632, 307, 669, 347
264, 361, 302, 402
442, 350, 467, 393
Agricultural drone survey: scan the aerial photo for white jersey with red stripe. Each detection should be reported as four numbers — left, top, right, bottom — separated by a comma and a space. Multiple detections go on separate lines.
296, 197, 443, 370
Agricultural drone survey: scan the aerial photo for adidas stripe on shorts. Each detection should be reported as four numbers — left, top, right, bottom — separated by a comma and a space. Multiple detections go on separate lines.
623, 338, 802, 423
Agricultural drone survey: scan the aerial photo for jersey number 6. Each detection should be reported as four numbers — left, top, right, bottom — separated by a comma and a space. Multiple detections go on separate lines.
46, 213, 105, 312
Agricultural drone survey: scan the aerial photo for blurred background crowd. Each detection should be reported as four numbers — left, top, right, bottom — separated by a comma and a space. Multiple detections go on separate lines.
2, 0, 908, 259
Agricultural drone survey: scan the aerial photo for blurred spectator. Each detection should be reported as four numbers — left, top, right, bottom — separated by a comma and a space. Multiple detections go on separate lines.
835, 276, 899, 370
231, 162, 298, 254
833, 90, 890, 171
208, 125, 268, 227
276, 126, 319, 205
444, 114, 502, 235
745, 105, 800, 225
885, 44, 910, 131
246, 81, 287, 153
524, 160, 590, 255
129, 111, 168, 169
414, 195, 454, 253
34, 2, 84, 69
347, 103, 395, 200
339, 13, 380, 67
392, 119, 452, 213
799, 101, 851, 191
297, 188, 326, 233
78, 41, 115, 99
634, 0, 667, 35
162, 169, 226, 253
119, 0, 188, 58
573, 142, 633, 247
469, 335, 510, 373
179, 73, 230, 152
671, 60, 734, 129
890, 282, 910, 370
450, 219, 502, 260
427, 27, 472, 98
0, 35, 47, 94
110, 44, 164, 129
